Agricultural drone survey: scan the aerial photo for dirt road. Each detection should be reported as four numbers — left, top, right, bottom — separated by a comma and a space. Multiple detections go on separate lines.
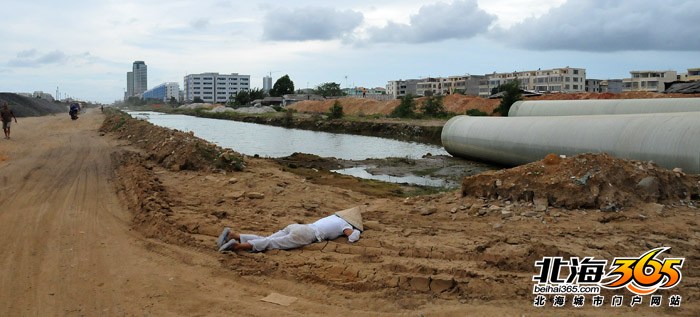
0, 111, 337, 316
1, 110, 698, 316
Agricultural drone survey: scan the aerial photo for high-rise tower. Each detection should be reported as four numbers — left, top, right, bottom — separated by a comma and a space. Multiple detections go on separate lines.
132, 61, 147, 96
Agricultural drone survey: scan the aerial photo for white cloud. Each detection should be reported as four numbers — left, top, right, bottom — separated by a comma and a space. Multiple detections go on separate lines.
263, 6, 364, 41
364, 0, 496, 43
498, 0, 700, 51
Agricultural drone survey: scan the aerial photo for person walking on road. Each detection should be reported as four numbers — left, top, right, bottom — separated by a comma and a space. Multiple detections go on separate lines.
1, 102, 18, 139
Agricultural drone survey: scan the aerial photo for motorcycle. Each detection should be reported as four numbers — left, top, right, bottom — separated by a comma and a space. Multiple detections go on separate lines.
69, 104, 79, 120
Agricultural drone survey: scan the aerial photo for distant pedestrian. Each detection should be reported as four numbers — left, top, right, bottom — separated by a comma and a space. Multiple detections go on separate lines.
1, 102, 18, 140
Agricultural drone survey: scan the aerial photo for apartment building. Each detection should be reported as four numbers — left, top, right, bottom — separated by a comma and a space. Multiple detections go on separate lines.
143, 82, 180, 102
183, 72, 250, 103
622, 70, 677, 92
416, 75, 484, 96
677, 68, 700, 82
386, 79, 420, 98
478, 67, 586, 97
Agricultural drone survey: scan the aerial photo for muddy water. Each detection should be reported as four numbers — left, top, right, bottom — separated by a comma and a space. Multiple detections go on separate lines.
129, 111, 447, 159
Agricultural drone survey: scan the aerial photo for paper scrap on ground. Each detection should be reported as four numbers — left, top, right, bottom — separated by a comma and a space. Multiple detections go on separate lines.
260, 293, 297, 306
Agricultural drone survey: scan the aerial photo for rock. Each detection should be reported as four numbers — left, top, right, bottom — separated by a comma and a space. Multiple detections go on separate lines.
469, 205, 481, 215
403, 198, 414, 205
420, 207, 437, 216
228, 177, 239, 184
493, 223, 503, 229
477, 210, 487, 216
501, 210, 512, 218
430, 278, 455, 293
672, 167, 684, 174
534, 198, 548, 212
460, 204, 470, 210
495, 179, 502, 187
636, 176, 660, 196
246, 192, 265, 199
204, 175, 217, 182
409, 277, 431, 292
600, 203, 619, 212
450, 207, 458, 214
488, 205, 501, 212
226, 191, 246, 199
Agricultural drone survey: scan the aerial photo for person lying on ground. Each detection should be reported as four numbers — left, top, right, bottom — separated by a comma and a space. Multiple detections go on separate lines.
216, 206, 364, 252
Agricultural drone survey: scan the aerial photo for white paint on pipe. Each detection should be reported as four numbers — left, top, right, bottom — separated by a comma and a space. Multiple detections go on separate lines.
441, 113, 700, 173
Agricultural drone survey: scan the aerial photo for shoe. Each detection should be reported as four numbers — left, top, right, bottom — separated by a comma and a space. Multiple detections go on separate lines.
219, 239, 238, 252
216, 227, 231, 249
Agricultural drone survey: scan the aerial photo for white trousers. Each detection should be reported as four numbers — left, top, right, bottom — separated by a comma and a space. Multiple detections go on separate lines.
240, 224, 317, 252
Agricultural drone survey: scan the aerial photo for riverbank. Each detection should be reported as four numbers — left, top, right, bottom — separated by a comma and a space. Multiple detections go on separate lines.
129, 105, 446, 145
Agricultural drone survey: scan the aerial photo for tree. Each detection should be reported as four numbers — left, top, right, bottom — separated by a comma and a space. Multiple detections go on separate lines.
193, 97, 204, 103
315, 82, 344, 97
421, 95, 447, 117
328, 100, 343, 119
390, 95, 416, 118
230, 90, 251, 107
168, 97, 178, 107
270, 75, 295, 97
249, 88, 266, 101
492, 80, 522, 116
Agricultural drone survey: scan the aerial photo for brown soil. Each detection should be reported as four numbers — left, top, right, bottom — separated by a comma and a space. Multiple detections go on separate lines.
462, 153, 700, 209
2, 110, 698, 316
288, 92, 700, 116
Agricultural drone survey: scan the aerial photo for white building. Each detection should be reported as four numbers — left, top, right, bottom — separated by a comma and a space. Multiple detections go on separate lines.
622, 70, 677, 92
416, 75, 484, 96
386, 79, 420, 98
479, 67, 586, 97
183, 72, 250, 103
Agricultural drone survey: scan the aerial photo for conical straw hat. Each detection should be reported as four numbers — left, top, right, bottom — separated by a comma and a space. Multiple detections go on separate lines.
335, 205, 364, 231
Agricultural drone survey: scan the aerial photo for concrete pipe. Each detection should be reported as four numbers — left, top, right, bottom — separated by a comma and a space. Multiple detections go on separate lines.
441, 113, 700, 173
509, 98, 700, 117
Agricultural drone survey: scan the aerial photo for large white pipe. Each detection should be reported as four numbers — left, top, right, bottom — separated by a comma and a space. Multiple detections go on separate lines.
509, 98, 700, 117
441, 113, 700, 173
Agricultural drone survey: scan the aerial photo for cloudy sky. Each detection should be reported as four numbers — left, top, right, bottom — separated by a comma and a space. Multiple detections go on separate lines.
1, 0, 698, 103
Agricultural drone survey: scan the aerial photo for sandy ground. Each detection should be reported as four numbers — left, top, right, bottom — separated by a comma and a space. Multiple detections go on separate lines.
1, 110, 699, 316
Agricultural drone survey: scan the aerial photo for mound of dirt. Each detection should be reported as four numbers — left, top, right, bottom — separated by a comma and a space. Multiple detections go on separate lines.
112, 151, 197, 246
0, 92, 68, 117
289, 95, 500, 116
288, 93, 700, 117
290, 97, 400, 116
461, 153, 700, 210
100, 111, 245, 172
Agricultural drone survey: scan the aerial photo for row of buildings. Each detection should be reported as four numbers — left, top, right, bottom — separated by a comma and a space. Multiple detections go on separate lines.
126, 60, 699, 103
386, 67, 700, 98
125, 61, 252, 103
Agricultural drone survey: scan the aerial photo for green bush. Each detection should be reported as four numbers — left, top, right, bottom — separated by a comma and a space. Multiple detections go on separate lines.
422, 95, 447, 117
466, 108, 488, 116
328, 100, 344, 119
390, 95, 416, 118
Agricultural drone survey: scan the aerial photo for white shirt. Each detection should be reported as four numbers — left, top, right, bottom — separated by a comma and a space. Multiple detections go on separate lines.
308, 215, 361, 242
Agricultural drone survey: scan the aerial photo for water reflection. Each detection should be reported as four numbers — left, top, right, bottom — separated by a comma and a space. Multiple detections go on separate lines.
129, 111, 447, 160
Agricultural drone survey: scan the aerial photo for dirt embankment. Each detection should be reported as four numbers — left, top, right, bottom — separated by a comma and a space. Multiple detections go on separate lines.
0, 92, 68, 117
289, 92, 700, 116
105, 112, 699, 315
101, 110, 245, 172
